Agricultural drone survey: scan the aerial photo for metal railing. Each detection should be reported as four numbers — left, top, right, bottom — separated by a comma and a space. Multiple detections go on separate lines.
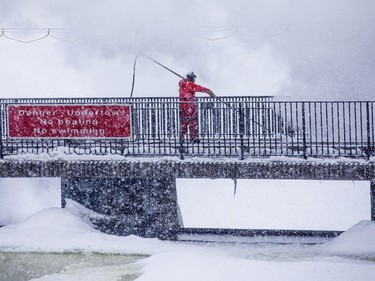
0, 97, 374, 160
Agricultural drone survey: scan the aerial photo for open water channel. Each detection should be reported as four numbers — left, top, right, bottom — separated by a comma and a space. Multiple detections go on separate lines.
0, 237, 327, 281
0, 252, 146, 281
1, 236, 374, 281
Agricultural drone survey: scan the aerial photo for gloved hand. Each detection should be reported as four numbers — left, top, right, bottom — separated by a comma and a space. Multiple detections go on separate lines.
207, 90, 215, 98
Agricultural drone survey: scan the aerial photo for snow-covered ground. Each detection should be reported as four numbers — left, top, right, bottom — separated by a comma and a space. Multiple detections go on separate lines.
0, 197, 374, 281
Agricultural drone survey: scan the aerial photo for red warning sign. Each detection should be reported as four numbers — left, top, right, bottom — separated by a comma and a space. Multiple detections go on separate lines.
7, 104, 132, 139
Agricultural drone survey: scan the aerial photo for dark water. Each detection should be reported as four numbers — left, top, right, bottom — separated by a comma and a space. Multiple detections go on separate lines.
0, 252, 147, 281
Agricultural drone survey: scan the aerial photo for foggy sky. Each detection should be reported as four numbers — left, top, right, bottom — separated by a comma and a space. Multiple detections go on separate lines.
1, 0, 374, 100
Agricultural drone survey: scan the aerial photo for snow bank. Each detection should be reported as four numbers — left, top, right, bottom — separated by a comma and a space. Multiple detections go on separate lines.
135, 251, 375, 281
321, 220, 375, 257
1, 201, 375, 259
0, 201, 173, 254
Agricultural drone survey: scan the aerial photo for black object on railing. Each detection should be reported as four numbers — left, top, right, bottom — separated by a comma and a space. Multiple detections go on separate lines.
367, 101, 372, 160
302, 102, 307, 159
0, 97, 373, 160
239, 103, 245, 160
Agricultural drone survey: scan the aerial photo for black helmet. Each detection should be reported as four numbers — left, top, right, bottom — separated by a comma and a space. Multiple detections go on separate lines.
186, 72, 197, 81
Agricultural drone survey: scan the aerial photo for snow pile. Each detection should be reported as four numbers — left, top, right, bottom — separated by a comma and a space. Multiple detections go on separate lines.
1, 202, 375, 258
321, 220, 375, 257
64, 198, 106, 226
135, 251, 375, 281
0, 202, 170, 254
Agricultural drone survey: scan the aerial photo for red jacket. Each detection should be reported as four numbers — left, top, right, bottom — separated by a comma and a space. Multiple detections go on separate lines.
179, 79, 210, 101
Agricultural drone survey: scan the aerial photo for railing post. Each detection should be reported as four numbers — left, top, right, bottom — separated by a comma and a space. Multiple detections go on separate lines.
0, 138, 2, 159
239, 103, 244, 160
302, 102, 307, 159
0, 100, 3, 160
366, 101, 371, 160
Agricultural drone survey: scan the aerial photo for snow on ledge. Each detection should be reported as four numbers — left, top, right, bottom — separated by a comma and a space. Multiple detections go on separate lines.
2, 149, 373, 164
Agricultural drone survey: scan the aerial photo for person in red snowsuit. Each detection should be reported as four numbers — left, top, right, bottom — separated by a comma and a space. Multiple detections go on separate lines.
179, 72, 214, 144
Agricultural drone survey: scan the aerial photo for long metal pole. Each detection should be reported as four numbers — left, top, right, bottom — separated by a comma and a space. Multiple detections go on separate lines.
144, 56, 185, 79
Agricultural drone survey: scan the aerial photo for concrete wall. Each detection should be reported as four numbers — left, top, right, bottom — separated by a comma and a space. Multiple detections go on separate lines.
61, 176, 181, 239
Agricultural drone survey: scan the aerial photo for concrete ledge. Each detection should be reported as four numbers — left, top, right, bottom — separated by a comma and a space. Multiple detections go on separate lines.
179, 227, 342, 238
0, 159, 374, 180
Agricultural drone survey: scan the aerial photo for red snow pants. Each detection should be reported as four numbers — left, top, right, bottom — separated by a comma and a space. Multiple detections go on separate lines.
179, 101, 198, 141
